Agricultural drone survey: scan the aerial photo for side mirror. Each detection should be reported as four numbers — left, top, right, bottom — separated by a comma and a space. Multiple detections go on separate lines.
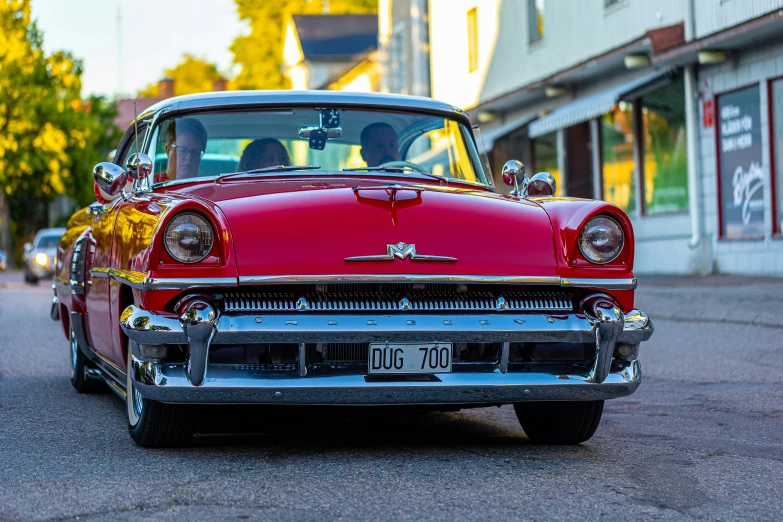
522, 172, 557, 197
125, 152, 153, 182
93, 162, 129, 199
501, 160, 525, 196
23, 242, 32, 253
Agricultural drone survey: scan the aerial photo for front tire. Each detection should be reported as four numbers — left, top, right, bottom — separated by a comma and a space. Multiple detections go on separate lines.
126, 342, 195, 448
69, 328, 104, 393
513, 401, 604, 445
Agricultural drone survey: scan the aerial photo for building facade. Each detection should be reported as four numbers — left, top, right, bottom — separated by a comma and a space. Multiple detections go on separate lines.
429, 0, 783, 275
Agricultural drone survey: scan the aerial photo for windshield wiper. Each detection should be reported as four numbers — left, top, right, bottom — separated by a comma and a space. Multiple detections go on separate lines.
218, 165, 321, 180
342, 166, 448, 184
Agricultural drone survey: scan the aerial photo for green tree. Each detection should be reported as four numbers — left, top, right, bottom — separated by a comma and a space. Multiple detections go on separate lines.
231, 0, 377, 90
0, 0, 120, 264
138, 54, 222, 97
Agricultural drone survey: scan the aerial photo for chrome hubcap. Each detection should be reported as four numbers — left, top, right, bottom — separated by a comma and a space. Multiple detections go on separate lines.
70, 331, 79, 379
133, 386, 143, 419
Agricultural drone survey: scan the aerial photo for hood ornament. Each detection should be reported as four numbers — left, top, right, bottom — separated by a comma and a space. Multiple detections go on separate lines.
345, 242, 457, 262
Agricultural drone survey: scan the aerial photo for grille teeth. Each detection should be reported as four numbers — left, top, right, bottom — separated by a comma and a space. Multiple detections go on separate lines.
222, 290, 573, 313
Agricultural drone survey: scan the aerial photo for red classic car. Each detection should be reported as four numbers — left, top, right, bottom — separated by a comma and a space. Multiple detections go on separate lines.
52, 91, 653, 447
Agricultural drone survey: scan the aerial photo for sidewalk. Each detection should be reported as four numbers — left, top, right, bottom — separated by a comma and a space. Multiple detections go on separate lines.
636, 275, 783, 328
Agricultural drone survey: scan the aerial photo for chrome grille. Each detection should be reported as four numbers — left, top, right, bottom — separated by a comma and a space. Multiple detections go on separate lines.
321, 343, 368, 362
222, 290, 573, 313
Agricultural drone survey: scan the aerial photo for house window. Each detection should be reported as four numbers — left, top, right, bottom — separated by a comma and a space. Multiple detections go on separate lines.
528, 0, 544, 43
598, 77, 689, 215
639, 78, 688, 214
769, 78, 783, 234
601, 102, 636, 212
467, 7, 478, 72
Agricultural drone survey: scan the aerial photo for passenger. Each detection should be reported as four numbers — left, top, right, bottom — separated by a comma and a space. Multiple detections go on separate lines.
156, 118, 208, 182
238, 138, 291, 171
359, 122, 400, 167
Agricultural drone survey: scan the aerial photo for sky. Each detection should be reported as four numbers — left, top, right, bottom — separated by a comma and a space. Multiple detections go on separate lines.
31, 0, 246, 98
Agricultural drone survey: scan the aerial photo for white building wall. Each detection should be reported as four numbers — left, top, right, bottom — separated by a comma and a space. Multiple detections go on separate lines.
694, 0, 783, 38
429, 0, 686, 108
698, 41, 783, 275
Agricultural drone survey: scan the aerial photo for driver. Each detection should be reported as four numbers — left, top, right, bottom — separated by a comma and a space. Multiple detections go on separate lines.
155, 118, 208, 182
359, 122, 400, 167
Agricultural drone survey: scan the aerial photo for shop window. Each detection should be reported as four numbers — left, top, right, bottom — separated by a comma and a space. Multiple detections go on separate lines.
528, 0, 544, 43
716, 85, 764, 238
600, 102, 636, 213
640, 78, 688, 214
771, 78, 783, 234
467, 8, 479, 72
532, 131, 561, 195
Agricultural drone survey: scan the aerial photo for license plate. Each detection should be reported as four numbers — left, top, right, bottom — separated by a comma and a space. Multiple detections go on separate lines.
368, 343, 453, 374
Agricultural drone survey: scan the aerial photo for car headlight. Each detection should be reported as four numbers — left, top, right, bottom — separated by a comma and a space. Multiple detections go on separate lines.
163, 212, 215, 263
34, 253, 48, 266
578, 215, 624, 264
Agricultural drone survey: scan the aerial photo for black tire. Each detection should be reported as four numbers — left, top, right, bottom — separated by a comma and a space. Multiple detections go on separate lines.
513, 400, 604, 445
126, 343, 195, 448
69, 328, 104, 393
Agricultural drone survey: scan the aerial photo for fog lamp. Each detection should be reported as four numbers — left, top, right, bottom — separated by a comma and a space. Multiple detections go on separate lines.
139, 344, 168, 359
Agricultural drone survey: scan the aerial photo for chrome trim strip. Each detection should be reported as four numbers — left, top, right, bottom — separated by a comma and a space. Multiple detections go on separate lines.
560, 277, 638, 290
239, 275, 563, 285
238, 275, 637, 289
90, 268, 237, 290
54, 278, 86, 295
91, 269, 637, 291
132, 356, 641, 405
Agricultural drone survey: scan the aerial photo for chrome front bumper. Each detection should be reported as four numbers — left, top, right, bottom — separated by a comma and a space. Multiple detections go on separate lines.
121, 295, 653, 405
131, 356, 642, 405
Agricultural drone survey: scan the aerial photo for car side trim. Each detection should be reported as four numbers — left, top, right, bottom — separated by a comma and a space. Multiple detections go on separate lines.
90, 268, 237, 290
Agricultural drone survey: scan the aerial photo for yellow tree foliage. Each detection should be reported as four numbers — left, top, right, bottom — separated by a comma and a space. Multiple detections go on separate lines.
0, 0, 120, 260
231, 0, 377, 90
138, 54, 222, 97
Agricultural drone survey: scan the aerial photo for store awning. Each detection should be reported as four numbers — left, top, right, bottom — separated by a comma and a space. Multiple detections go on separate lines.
528, 69, 672, 138
477, 113, 538, 150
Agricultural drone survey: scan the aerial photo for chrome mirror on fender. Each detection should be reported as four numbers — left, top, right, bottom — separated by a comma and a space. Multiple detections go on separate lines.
93, 162, 129, 199
522, 172, 557, 197
125, 152, 153, 183
501, 160, 526, 196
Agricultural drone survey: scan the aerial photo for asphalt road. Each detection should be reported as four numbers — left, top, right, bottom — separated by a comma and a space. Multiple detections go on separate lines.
1, 275, 782, 521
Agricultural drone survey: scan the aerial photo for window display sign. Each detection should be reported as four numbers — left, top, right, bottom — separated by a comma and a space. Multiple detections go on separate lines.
717, 85, 764, 238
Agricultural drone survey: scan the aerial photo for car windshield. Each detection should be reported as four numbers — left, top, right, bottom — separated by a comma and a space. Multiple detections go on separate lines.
36, 235, 61, 249
148, 108, 489, 186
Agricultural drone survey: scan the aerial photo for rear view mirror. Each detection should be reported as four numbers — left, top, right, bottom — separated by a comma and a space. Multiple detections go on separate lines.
125, 152, 153, 182
523, 172, 557, 197
23, 242, 32, 253
93, 162, 129, 199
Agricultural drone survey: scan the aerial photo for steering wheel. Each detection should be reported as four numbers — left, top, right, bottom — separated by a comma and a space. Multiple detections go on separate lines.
380, 160, 427, 172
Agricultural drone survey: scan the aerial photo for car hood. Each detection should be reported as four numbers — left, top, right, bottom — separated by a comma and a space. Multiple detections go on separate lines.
174, 178, 559, 279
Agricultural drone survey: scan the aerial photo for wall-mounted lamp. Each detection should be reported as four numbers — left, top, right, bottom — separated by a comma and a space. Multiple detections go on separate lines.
698, 50, 727, 64
624, 53, 650, 69
477, 111, 497, 123
545, 86, 568, 98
